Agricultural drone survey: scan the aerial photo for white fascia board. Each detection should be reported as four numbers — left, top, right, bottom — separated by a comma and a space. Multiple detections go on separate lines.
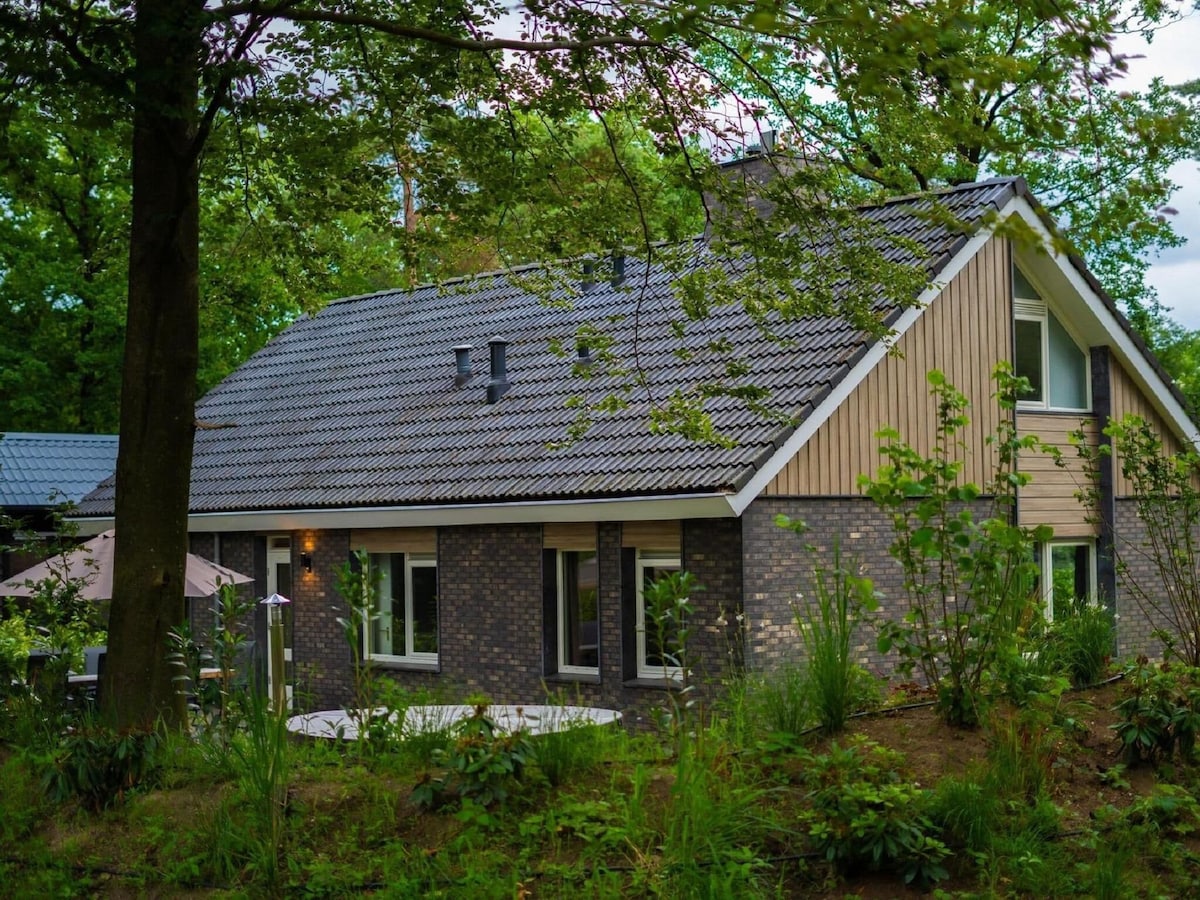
67, 492, 739, 535
727, 222, 999, 516
1006, 200, 1200, 449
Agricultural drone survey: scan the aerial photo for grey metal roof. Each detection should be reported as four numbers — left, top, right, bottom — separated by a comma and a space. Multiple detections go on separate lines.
78, 179, 1022, 516
0, 432, 119, 508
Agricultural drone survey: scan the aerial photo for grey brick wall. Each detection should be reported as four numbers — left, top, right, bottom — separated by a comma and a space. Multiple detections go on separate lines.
290, 529, 354, 709
1112, 500, 1186, 660
742, 498, 906, 676
434, 523, 545, 701
681, 518, 744, 692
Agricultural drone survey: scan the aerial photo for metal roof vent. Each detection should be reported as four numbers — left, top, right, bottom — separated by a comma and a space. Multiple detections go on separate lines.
611, 252, 625, 287
486, 337, 510, 404
581, 259, 595, 293
577, 340, 593, 365
453, 344, 473, 388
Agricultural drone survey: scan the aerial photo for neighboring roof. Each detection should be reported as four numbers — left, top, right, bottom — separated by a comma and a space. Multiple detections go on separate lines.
0, 432, 119, 509
83, 175, 1168, 522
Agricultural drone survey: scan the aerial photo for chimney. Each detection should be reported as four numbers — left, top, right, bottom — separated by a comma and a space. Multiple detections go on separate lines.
486, 336, 510, 403
581, 259, 595, 293
611, 252, 625, 287
453, 344, 473, 387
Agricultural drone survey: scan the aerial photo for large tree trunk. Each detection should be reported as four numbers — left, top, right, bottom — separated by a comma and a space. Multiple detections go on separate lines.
102, 0, 203, 729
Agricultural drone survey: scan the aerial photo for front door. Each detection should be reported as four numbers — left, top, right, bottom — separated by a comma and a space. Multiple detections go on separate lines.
266, 536, 294, 709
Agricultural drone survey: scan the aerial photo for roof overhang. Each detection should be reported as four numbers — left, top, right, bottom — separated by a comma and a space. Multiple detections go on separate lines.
74, 492, 738, 535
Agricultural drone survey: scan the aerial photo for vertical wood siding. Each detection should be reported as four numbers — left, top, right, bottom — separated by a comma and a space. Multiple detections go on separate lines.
1015, 414, 1098, 538
1110, 360, 1186, 497
764, 236, 1010, 496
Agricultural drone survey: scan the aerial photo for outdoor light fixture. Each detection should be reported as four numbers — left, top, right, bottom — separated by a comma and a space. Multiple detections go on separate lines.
300, 552, 313, 574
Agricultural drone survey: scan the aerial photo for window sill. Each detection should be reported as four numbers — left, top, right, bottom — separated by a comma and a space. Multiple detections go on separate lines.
623, 677, 685, 691
544, 672, 601, 685
367, 659, 439, 674
1015, 405, 1093, 416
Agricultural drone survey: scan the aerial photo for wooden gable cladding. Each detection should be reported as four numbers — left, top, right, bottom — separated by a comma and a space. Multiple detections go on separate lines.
764, 236, 1010, 497
620, 520, 681, 551
1016, 414, 1098, 539
543, 523, 597, 551
349, 527, 437, 554
1110, 360, 1188, 498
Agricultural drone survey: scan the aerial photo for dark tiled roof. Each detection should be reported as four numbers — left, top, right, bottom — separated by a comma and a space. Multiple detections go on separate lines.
0, 432, 119, 508
78, 179, 1021, 515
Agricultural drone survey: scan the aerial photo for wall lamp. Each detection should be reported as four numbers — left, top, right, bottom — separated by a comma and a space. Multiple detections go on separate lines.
300, 551, 313, 574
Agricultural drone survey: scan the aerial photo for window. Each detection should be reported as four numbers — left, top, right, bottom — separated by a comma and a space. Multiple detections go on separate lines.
636, 552, 684, 680
366, 553, 438, 664
1013, 267, 1089, 411
557, 550, 599, 674
1036, 542, 1095, 621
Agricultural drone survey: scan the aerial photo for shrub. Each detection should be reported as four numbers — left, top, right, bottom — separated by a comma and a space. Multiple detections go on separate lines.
1078, 415, 1200, 666
1112, 658, 1200, 765
861, 367, 1048, 727
413, 704, 534, 809
43, 723, 162, 812
796, 738, 950, 887
1040, 598, 1114, 688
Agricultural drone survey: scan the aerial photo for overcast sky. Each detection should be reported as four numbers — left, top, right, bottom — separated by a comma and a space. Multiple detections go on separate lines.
1117, 8, 1200, 327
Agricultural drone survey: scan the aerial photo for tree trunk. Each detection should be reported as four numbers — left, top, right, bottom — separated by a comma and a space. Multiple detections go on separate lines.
102, 0, 203, 729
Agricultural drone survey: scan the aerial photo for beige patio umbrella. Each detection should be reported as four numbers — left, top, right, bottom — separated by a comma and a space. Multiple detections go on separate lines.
0, 530, 253, 599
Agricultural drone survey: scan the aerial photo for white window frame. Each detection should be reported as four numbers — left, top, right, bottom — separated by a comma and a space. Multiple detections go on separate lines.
365, 552, 438, 665
636, 551, 684, 681
1014, 275, 1091, 413
556, 549, 599, 676
1038, 541, 1097, 622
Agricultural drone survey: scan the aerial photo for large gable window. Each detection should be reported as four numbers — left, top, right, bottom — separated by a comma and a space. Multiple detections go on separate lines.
1013, 267, 1089, 411
367, 552, 438, 665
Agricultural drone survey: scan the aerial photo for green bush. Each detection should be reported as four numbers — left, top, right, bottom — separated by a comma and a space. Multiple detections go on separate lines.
1113, 658, 1200, 765
43, 723, 162, 812
413, 704, 533, 809
1039, 599, 1114, 688
861, 367, 1048, 727
796, 738, 950, 887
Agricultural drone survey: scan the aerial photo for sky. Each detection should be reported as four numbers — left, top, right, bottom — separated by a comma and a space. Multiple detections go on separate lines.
1117, 8, 1200, 327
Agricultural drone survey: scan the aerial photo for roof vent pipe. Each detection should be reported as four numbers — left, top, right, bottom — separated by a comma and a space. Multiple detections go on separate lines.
486, 336, 510, 404
581, 259, 595, 293
577, 340, 592, 364
611, 252, 625, 287
453, 344, 473, 387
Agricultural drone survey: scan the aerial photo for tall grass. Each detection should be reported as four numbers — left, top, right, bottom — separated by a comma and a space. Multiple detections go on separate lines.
793, 542, 878, 734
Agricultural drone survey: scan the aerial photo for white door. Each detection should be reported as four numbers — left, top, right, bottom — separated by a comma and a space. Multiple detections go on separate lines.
266, 536, 295, 709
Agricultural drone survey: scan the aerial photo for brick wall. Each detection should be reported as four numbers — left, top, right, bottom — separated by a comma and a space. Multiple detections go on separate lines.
681, 518, 744, 692
1112, 500, 1184, 660
290, 529, 353, 709
742, 497, 911, 676
436, 523, 544, 701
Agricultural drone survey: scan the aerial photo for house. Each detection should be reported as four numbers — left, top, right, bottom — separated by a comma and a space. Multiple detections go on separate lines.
76, 177, 1198, 714
1, 432, 119, 580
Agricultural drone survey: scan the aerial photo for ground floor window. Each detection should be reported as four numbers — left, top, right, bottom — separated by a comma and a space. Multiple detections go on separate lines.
637, 552, 684, 680
367, 552, 438, 663
557, 550, 599, 673
1037, 541, 1095, 621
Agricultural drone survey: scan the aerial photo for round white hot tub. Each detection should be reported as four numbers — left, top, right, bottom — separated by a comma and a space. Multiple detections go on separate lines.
286, 704, 621, 741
